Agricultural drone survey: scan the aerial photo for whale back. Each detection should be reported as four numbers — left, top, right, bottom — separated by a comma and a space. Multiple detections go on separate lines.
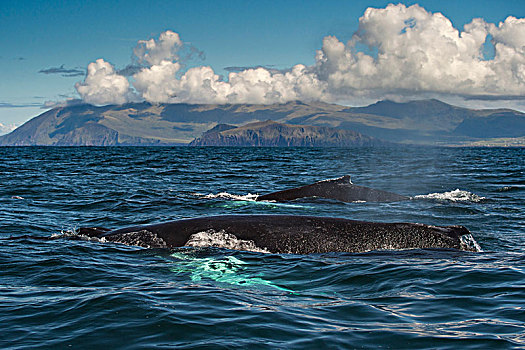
257, 175, 409, 202
84, 215, 474, 254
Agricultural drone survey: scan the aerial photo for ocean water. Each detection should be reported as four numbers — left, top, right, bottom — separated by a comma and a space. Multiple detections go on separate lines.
0, 146, 523, 349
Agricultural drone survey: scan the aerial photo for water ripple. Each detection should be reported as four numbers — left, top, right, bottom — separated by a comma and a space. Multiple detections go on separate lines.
0, 146, 524, 348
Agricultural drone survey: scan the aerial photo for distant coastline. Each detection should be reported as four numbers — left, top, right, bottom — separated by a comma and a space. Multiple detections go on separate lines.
1, 99, 524, 147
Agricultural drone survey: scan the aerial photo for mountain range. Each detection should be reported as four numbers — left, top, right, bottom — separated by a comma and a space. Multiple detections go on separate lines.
1, 99, 524, 146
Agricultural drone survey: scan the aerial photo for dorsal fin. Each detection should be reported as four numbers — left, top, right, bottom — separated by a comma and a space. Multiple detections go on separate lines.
257, 175, 408, 202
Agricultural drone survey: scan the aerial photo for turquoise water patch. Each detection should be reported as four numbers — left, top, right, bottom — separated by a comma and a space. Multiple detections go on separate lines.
169, 250, 293, 292
3, 147, 524, 348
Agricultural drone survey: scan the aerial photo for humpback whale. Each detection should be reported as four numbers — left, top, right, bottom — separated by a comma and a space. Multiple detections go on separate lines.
78, 215, 477, 254
256, 175, 409, 203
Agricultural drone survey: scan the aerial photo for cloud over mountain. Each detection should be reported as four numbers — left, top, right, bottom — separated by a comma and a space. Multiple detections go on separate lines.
75, 4, 525, 106
0, 122, 18, 135
75, 59, 131, 105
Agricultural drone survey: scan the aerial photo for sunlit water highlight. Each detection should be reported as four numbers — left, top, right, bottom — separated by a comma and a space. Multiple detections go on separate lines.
0, 146, 523, 348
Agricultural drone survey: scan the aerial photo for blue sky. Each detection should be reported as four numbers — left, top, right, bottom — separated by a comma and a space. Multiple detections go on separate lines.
1, 0, 524, 128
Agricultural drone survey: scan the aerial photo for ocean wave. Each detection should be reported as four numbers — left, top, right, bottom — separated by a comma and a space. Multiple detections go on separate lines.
497, 186, 522, 192
414, 189, 485, 202
195, 192, 310, 208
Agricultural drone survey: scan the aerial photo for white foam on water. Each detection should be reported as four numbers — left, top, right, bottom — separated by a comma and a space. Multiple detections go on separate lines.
55, 229, 168, 249
198, 192, 259, 201
195, 192, 309, 208
414, 189, 485, 202
185, 229, 270, 254
460, 234, 483, 252
52, 230, 107, 243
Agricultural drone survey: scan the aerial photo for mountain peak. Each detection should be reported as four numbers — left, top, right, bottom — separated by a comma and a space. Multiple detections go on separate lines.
372, 98, 451, 107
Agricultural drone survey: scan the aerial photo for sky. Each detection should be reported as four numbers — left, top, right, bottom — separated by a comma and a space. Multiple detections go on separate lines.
1, 0, 524, 132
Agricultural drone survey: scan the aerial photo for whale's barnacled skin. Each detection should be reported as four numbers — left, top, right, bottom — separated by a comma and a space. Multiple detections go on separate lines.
78, 215, 475, 254
256, 175, 409, 203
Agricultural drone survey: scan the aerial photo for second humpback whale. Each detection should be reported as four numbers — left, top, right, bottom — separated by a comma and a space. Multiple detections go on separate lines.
78, 215, 478, 254
256, 175, 409, 203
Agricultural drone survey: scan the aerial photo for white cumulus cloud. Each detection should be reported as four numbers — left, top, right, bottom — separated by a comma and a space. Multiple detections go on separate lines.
134, 30, 183, 66
75, 4, 525, 107
131, 45, 326, 104
75, 59, 130, 105
314, 4, 524, 100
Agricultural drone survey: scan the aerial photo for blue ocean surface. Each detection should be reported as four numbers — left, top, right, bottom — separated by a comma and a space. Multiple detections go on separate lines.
0, 146, 524, 349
